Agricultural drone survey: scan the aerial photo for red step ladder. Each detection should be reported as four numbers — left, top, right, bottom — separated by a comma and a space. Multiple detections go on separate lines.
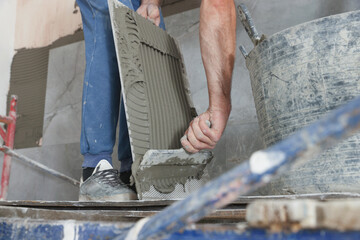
0, 95, 17, 200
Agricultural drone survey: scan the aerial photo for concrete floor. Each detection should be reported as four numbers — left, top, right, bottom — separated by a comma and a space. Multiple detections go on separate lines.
1, 0, 359, 200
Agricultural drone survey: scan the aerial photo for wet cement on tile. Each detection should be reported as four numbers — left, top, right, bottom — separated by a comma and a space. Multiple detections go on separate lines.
109, 1, 203, 195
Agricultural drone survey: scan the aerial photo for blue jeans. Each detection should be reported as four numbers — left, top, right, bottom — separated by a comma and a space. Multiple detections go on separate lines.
77, 0, 165, 172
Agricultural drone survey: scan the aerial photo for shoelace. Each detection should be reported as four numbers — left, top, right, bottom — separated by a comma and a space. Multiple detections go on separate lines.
93, 169, 128, 188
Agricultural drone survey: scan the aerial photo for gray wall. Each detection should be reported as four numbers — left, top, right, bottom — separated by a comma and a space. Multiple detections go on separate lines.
2, 0, 359, 200
1, 42, 85, 200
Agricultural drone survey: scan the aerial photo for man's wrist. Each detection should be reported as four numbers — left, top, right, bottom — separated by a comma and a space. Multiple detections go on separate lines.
209, 99, 232, 116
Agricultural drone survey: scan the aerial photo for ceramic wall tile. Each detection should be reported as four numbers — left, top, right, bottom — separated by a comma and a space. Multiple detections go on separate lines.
43, 41, 85, 146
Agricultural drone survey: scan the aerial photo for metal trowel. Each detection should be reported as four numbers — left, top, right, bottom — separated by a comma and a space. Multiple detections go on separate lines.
133, 121, 214, 200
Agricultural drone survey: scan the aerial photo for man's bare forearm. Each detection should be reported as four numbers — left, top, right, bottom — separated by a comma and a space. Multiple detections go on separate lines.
200, 0, 236, 114
180, 0, 236, 152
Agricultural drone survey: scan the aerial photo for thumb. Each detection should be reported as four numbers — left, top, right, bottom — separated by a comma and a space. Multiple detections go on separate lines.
136, 5, 148, 18
147, 4, 158, 18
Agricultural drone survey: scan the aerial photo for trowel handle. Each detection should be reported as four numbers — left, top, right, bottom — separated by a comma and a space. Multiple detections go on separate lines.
237, 4, 262, 46
181, 119, 211, 146
205, 120, 211, 128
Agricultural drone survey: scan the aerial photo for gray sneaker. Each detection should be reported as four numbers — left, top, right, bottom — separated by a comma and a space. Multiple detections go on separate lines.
79, 160, 137, 201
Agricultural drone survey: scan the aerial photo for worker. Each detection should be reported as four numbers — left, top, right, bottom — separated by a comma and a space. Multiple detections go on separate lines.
77, 0, 236, 201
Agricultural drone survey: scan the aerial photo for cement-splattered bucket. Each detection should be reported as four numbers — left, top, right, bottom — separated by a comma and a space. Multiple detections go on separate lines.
239, 5, 360, 194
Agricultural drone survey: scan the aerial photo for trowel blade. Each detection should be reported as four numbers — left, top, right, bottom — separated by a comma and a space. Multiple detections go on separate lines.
140, 148, 213, 166
135, 149, 213, 199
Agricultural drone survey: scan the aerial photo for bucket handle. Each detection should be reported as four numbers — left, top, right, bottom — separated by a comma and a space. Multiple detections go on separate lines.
237, 4, 266, 58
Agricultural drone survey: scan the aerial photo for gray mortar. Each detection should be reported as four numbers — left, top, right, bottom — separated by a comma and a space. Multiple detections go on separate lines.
137, 164, 206, 193
243, 10, 360, 195
138, 149, 213, 194
108, 0, 208, 198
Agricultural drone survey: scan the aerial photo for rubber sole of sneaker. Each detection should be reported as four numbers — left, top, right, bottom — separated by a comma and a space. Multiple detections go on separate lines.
78, 192, 138, 201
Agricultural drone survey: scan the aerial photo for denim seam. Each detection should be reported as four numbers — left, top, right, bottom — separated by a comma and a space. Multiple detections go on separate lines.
85, 0, 95, 17
82, 3, 98, 153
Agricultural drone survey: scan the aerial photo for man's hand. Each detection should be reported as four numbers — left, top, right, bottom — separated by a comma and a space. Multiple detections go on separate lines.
181, 106, 231, 153
137, 0, 161, 26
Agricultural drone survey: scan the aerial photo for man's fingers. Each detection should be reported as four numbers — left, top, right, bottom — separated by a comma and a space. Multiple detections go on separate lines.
181, 134, 198, 153
136, 6, 148, 18
154, 17, 161, 26
147, 4, 160, 26
197, 114, 219, 143
181, 109, 228, 152
136, 4, 160, 26
148, 4, 159, 18
192, 117, 216, 146
188, 123, 214, 151
199, 119, 221, 143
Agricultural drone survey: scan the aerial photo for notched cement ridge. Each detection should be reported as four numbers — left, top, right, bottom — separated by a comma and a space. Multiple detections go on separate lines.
139, 149, 213, 195
109, 0, 203, 197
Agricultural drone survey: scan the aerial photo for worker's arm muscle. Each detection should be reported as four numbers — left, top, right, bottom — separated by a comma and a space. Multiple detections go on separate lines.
181, 0, 236, 153
201, 0, 235, 112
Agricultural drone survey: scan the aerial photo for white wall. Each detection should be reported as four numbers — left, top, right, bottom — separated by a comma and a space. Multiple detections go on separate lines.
15, 0, 82, 49
0, 0, 17, 116
0, 0, 82, 116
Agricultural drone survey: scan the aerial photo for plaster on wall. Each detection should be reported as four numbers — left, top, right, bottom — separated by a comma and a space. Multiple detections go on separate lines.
15, 0, 82, 49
